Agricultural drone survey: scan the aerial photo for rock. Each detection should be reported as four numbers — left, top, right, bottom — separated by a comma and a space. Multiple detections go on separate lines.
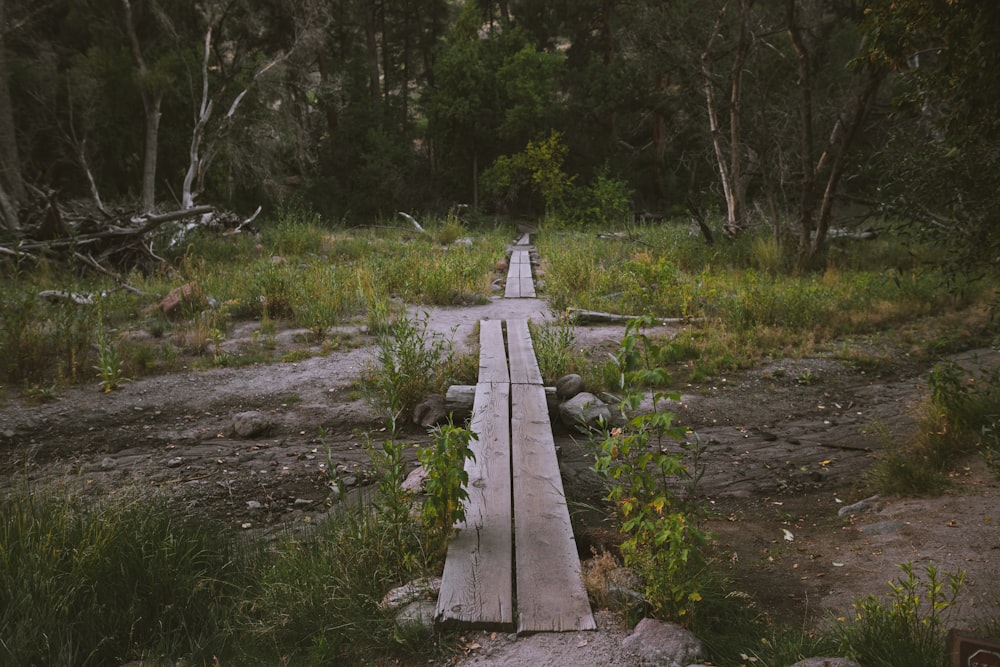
232, 411, 272, 438
413, 394, 447, 427
789, 659, 862, 667
166, 457, 184, 468
622, 617, 706, 667
379, 577, 441, 612
837, 494, 878, 517
100, 456, 116, 470
159, 282, 205, 318
858, 520, 904, 536
394, 600, 437, 634
402, 465, 428, 494
555, 373, 585, 400
558, 392, 611, 433
246, 500, 263, 511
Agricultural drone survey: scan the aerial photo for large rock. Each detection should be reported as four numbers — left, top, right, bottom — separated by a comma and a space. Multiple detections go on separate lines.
558, 392, 611, 433
555, 373, 585, 400
622, 617, 706, 667
231, 411, 272, 438
413, 394, 447, 427
159, 282, 205, 317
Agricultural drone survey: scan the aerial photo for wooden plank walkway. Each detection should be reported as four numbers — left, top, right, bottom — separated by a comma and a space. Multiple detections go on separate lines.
436, 318, 595, 634
504, 249, 536, 298
437, 321, 512, 628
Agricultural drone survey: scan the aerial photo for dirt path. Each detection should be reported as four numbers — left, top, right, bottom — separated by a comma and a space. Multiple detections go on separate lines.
1, 293, 998, 665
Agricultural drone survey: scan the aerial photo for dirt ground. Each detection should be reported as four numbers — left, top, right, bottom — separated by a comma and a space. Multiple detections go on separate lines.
1, 294, 998, 665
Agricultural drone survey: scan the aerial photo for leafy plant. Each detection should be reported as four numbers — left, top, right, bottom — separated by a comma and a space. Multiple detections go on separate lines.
836, 562, 965, 667
360, 314, 451, 434
94, 327, 127, 392
593, 317, 711, 621
418, 422, 476, 557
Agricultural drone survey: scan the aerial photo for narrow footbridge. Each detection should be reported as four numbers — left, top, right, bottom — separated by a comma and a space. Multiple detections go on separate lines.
436, 233, 595, 634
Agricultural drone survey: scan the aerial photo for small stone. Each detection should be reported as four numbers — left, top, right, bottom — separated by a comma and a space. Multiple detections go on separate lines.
341, 475, 358, 487
100, 456, 116, 470
838, 494, 878, 517
402, 465, 428, 494
246, 500, 263, 511
412, 394, 447, 427
166, 457, 184, 468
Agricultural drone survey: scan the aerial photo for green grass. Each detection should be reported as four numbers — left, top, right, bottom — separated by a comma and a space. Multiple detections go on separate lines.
0, 212, 507, 388
0, 431, 469, 666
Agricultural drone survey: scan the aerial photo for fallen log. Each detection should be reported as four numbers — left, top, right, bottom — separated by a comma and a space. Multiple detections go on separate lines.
445, 384, 558, 422
566, 308, 700, 325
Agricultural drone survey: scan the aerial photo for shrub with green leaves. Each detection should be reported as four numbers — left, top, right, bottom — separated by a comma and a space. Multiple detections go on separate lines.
418, 422, 476, 557
836, 562, 965, 667
361, 313, 451, 433
593, 317, 712, 621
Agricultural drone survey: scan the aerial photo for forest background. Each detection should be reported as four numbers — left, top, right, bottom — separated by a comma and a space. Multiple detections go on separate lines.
0, 0, 997, 272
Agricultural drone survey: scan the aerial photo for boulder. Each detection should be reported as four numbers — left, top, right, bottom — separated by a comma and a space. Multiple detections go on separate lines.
621, 617, 706, 667
558, 392, 611, 433
413, 394, 447, 427
555, 373, 585, 400
232, 411, 272, 438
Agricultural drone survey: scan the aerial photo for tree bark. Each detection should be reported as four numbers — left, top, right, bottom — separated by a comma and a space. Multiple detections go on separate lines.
0, 0, 23, 230
786, 0, 816, 258
121, 0, 162, 213
702, 3, 739, 235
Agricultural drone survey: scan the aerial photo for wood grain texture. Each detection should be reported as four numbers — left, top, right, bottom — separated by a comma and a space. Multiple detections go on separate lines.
477, 319, 509, 383
505, 319, 543, 386
436, 381, 514, 629
511, 383, 596, 633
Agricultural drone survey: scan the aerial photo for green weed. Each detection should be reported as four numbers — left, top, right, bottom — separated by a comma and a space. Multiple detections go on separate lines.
361, 314, 452, 434
835, 562, 965, 667
593, 317, 711, 621
418, 422, 476, 558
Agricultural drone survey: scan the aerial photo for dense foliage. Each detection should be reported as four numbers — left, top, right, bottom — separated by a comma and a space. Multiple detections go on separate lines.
0, 1, 995, 268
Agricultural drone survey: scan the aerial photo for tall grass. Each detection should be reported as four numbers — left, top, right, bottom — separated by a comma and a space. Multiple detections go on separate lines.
0, 425, 472, 665
0, 212, 506, 388
0, 489, 236, 666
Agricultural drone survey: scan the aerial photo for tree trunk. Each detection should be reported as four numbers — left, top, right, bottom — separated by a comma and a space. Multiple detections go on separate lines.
0, 0, 23, 231
787, 0, 817, 258
364, 0, 381, 104
702, 3, 739, 235
122, 0, 161, 212
809, 67, 885, 261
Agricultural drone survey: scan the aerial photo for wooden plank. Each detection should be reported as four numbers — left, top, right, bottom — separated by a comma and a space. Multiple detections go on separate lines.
436, 381, 514, 629
516, 232, 531, 245
504, 251, 525, 298
511, 383, 596, 634
477, 319, 509, 383
505, 319, 543, 386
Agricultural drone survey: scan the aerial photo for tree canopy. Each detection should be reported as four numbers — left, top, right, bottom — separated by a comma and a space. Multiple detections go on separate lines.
0, 0, 996, 270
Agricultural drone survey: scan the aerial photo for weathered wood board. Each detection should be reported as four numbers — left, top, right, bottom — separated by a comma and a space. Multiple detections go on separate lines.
477, 319, 509, 383
505, 319, 543, 386
511, 383, 596, 634
504, 250, 534, 298
436, 380, 514, 629
516, 232, 531, 245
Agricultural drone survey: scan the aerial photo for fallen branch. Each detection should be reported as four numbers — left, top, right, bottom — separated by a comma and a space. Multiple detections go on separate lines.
566, 308, 700, 325
397, 211, 426, 234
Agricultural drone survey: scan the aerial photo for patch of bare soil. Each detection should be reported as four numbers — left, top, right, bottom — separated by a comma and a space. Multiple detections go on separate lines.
1, 298, 998, 666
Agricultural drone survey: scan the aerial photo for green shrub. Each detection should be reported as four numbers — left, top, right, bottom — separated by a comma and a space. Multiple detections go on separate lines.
836, 562, 965, 667
360, 314, 452, 433
418, 422, 476, 558
593, 317, 712, 621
